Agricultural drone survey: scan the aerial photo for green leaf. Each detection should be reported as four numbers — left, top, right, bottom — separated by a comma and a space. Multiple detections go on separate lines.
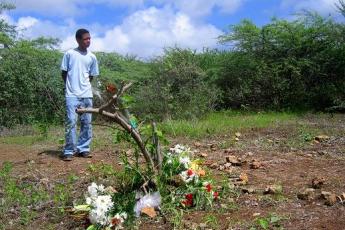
86, 225, 97, 230
270, 215, 280, 224
73, 204, 90, 212
258, 218, 269, 230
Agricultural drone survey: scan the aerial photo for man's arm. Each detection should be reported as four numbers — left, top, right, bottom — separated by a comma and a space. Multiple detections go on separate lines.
61, 70, 67, 84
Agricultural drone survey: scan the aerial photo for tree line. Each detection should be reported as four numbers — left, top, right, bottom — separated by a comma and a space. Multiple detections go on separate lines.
0, 2, 345, 127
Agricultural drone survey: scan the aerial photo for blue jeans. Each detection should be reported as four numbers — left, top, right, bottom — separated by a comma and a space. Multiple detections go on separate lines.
64, 97, 93, 156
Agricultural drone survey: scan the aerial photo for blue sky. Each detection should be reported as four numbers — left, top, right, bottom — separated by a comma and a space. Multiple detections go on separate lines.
1, 0, 342, 58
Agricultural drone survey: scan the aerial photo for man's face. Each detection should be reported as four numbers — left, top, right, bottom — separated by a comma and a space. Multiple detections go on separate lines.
77, 33, 91, 49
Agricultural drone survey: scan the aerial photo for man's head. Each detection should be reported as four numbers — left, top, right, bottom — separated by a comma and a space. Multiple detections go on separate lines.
75, 28, 91, 50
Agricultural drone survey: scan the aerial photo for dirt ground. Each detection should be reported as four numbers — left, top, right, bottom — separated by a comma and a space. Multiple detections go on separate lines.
0, 114, 345, 229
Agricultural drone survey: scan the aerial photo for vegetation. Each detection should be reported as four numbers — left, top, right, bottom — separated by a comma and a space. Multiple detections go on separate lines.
0, 2, 344, 127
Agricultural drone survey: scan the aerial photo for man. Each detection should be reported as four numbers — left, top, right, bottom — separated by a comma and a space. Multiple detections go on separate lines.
61, 28, 99, 161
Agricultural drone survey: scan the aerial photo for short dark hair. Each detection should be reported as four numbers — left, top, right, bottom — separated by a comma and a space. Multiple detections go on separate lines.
75, 28, 89, 39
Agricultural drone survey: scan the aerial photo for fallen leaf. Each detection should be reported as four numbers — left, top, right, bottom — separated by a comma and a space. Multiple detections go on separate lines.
141, 207, 157, 218
239, 173, 248, 184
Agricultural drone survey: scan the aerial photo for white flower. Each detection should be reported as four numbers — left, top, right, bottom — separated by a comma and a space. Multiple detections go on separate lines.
89, 208, 108, 225
169, 144, 191, 155
98, 184, 105, 192
179, 156, 191, 169
94, 195, 113, 210
88, 182, 99, 198
86, 197, 92, 205
180, 169, 199, 184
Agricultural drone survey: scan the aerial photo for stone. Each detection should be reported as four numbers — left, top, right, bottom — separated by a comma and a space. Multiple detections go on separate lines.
235, 132, 242, 137
226, 155, 242, 166
239, 172, 249, 184
246, 152, 254, 156
312, 177, 326, 189
320, 191, 332, 199
224, 163, 232, 169
264, 185, 282, 195
209, 163, 219, 169
242, 187, 256, 194
297, 188, 315, 200
324, 194, 337, 206
314, 135, 330, 142
250, 160, 262, 169
198, 152, 208, 158
194, 142, 202, 147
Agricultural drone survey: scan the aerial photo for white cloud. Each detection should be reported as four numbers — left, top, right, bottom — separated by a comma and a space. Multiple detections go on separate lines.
12, 6, 222, 58
17, 16, 38, 30
61, 7, 223, 57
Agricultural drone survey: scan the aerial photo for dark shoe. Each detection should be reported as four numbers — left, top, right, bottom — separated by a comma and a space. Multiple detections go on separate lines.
62, 154, 73, 161
77, 152, 92, 158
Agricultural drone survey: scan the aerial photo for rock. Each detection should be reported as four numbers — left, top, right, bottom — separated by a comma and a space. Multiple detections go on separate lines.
209, 163, 219, 169
224, 168, 234, 174
321, 191, 332, 199
198, 152, 208, 158
320, 191, 337, 206
253, 213, 261, 217
239, 172, 249, 184
226, 155, 242, 166
250, 160, 262, 169
234, 137, 240, 142
297, 188, 315, 200
219, 165, 225, 171
314, 135, 330, 142
194, 142, 202, 147
312, 177, 326, 189
210, 144, 217, 151
325, 194, 337, 206
246, 152, 254, 156
224, 163, 232, 169
235, 132, 242, 138
242, 187, 256, 194
199, 223, 207, 229
264, 185, 282, 195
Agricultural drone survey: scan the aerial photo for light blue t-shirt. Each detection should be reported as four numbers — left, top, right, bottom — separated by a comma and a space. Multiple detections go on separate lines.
61, 48, 99, 98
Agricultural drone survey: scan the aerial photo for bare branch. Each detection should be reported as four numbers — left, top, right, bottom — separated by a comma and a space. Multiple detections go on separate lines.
76, 82, 157, 174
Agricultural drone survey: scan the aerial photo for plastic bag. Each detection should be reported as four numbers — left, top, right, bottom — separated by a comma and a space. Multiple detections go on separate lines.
134, 191, 161, 217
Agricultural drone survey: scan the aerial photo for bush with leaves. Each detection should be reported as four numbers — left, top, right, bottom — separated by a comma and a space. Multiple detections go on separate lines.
134, 48, 221, 120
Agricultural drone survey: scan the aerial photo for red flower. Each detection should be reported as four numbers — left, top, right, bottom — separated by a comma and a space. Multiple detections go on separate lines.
213, 191, 219, 200
182, 194, 193, 207
185, 193, 193, 201
182, 199, 193, 207
187, 169, 194, 176
205, 183, 212, 192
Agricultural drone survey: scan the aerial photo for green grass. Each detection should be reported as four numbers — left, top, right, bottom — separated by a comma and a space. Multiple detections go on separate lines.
159, 111, 297, 138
